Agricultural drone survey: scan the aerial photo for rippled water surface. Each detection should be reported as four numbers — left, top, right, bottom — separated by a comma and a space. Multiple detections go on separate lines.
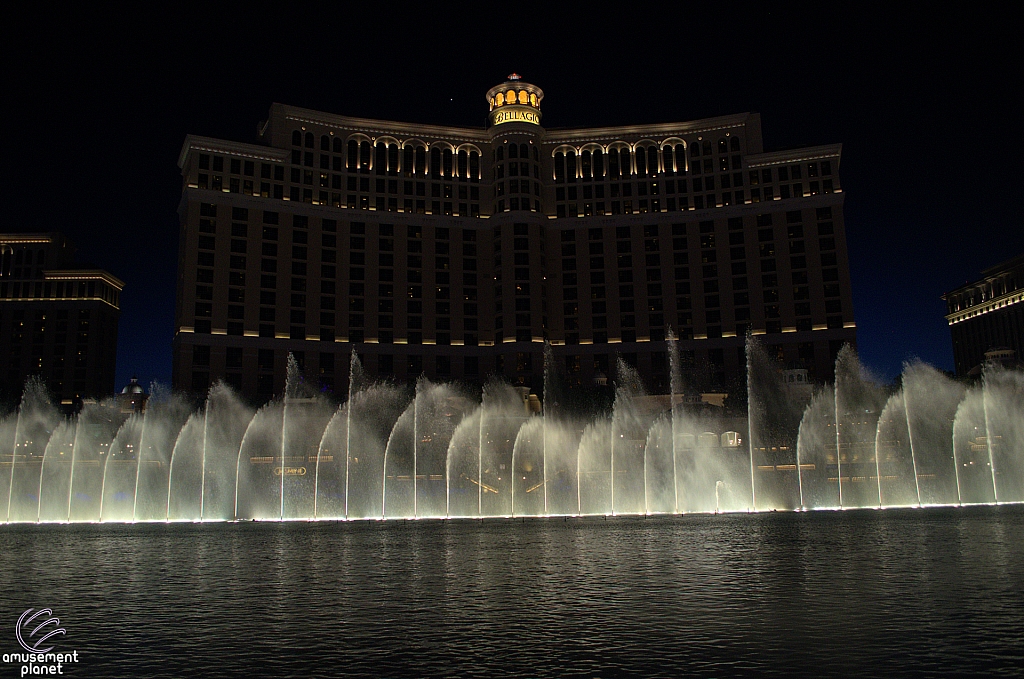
2, 507, 1023, 678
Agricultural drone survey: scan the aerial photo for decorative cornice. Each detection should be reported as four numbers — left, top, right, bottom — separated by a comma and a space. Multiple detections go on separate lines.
542, 113, 754, 145
273, 103, 490, 143
945, 289, 1024, 325
44, 269, 125, 289
746, 144, 842, 168
178, 135, 289, 169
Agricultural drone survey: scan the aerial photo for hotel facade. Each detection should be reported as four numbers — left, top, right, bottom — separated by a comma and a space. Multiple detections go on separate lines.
173, 76, 855, 401
942, 253, 1024, 376
0, 233, 123, 406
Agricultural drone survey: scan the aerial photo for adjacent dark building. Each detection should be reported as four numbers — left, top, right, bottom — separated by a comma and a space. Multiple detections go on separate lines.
0, 233, 124, 406
173, 76, 855, 402
943, 253, 1024, 376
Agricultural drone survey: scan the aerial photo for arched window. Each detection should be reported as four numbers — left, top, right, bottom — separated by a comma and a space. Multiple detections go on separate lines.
375, 142, 387, 174
533, 146, 539, 162
333, 137, 343, 154
593, 149, 604, 179
320, 135, 330, 151
566, 150, 577, 179
554, 152, 565, 182
359, 141, 371, 171
508, 143, 518, 159
635, 147, 647, 177
718, 138, 728, 154
347, 140, 358, 170
387, 144, 399, 174
675, 144, 686, 173
403, 146, 414, 176
663, 146, 674, 176
581, 150, 592, 180
496, 146, 504, 162
608, 149, 619, 178
520, 143, 529, 159
731, 137, 741, 152
620, 148, 631, 176
469, 151, 480, 180
430, 147, 441, 176
0, 245, 12, 277
457, 150, 468, 178
292, 130, 301, 146
442, 148, 453, 178
702, 141, 712, 155
691, 143, 701, 158
304, 132, 314, 148
415, 147, 427, 175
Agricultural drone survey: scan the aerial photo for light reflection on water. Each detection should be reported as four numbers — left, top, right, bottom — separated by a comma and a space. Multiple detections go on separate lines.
2, 507, 1023, 678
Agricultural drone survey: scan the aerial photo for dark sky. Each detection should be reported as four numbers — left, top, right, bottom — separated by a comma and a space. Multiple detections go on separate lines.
4, 6, 1021, 390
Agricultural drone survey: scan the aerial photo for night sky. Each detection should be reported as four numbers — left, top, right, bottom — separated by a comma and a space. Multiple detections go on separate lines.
5, 6, 1021, 391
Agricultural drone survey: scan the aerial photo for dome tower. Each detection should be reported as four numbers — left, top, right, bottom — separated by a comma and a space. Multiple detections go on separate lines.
486, 74, 545, 213
486, 73, 544, 128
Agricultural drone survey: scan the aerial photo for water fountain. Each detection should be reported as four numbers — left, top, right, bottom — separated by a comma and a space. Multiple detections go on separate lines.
2, 340, 1022, 523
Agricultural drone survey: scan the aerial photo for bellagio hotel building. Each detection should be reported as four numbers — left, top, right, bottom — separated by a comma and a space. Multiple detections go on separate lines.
173, 75, 855, 401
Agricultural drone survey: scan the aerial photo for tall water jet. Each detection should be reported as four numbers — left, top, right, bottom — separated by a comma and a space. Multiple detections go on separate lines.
316, 353, 407, 519
68, 400, 128, 521
511, 415, 546, 516
37, 419, 76, 521
279, 355, 335, 520
666, 329, 683, 513
383, 377, 469, 518
577, 417, 612, 515
643, 412, 674, 513
446, 408, 484, 517
167, 411, 205, 520
542, 342, 556, 514
198, 383, 252, 520
131, 386, 192, 521
446, 380, 524, 517
99, 415, 145, 521
540, 417, 583, 516
874, 392, 917, 507
234, 400, 285, 520
538, 345, 581, 516
951, 387, 996, 503
5, 379, 60, 522
796, 387, 839, 508
746, 336, 805, 510
982, 365, 1024, 502
609, 359, 652, 515
901, 362, 964, 505
0, 410, 17, 521
673, 401, 749, 513
833, 345, 887, 508
169, 382, 251, 521
382, 402, 415, 518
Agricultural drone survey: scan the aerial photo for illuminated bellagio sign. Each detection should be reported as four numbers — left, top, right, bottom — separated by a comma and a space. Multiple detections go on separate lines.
493, 108, 540, 125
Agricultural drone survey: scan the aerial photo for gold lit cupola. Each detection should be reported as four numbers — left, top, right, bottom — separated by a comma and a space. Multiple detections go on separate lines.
486, 73, 544, 127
